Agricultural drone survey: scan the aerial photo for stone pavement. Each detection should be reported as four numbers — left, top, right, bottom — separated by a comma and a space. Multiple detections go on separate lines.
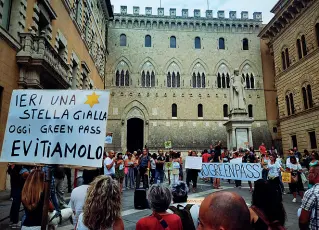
0, 180, 301, 230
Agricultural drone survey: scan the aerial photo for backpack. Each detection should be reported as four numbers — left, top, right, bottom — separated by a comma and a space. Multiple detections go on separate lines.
169, 204, 195, 230
251, 206, 286, 230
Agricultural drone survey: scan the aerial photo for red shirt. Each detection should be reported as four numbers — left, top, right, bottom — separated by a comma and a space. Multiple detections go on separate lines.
202, 153, 210, 163
136, 214, 182, 230
259, 145, 266, 154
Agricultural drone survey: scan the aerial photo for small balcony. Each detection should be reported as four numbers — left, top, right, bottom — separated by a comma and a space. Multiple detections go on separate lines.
17, 32, 71, 89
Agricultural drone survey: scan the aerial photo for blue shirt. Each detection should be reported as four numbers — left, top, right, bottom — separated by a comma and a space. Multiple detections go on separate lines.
140, 155, 150, 168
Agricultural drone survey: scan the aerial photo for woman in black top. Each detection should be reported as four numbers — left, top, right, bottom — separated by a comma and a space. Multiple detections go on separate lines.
21, 169, 45, 229
212, 141, 222, 189
249, 179, 286, 230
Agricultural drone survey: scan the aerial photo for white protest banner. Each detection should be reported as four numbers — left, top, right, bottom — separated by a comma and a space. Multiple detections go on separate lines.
199, 163, 262, 181
0, 90, 110, 167
185, 156, 202, 169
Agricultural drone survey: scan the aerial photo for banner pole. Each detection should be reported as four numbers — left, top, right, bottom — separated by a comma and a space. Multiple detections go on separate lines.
41, 166, 51, 230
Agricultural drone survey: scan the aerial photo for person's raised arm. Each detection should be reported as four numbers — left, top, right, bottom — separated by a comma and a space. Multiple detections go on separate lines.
106, 158, 115, 170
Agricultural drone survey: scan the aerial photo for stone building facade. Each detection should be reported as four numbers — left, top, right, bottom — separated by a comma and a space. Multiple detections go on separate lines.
0, 0, 113, 190
259, 0, 319, 153
106, 6, 274, 152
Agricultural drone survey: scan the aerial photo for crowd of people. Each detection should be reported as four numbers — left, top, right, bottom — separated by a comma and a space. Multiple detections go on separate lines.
5, 142, 319, 229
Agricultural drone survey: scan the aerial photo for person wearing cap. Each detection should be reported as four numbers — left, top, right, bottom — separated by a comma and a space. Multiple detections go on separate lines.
168, 181, 200, 229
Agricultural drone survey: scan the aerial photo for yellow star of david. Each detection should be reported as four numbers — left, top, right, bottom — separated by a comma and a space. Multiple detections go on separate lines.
84, 92, 100, 108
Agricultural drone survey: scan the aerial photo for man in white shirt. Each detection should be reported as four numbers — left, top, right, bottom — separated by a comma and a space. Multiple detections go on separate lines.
104, 150, 116, 178
69, 169, 99, 225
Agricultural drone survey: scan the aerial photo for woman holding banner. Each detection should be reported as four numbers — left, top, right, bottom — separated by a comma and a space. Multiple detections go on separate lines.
186, 151, 199, 193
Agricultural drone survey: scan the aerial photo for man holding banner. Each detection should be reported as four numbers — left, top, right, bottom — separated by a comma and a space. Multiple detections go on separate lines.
242, 149, 257, 192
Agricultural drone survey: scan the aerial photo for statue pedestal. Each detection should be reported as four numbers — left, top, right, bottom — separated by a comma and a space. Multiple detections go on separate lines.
224, 111, 254, 150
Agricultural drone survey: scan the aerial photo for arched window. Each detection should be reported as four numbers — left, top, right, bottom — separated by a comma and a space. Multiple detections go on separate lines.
248, 104, 253, 118
303, 84, 313, 109
195, 37, 201, 49
316, 23, 319, 47
250, 74, 255, 89
146, 71, 150, 87
301, 35, 307, 56
307, 85, 313, 108
116, 71, 120, 86
198, 104, 203, 118
226, 74, 230, 88
120, 70, 125, 86
151, 71, 155, 87
202, 73, 206, 88
286, 95, 291, 116
172, 104, 177, 117
281, 51, 286, 70
217, 73, 221, 88
222, 73, 226, 88
120, 34, 127, 46
246, 74, 250, 89
302, 87, 308, 110
285, 48, 290, 68
125, 71, 129, 86
243, 38, 249, 50
297, 39, 302, 59
223, 104, 228, 118
290, 93, 295, 114
167, 71, 180, 88
141, 71, 146, 87
170, 36, 176, 48
197, 73, 201, 88
145, 35, 151, 47
219, 37, 225, 49
167, 72, 171, 87
192, 73, 196, 88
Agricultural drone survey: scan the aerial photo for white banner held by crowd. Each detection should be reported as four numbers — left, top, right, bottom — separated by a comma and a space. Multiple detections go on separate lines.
199, 163, 262, 181
185, 156, 202, 169
0, 90, 110, 167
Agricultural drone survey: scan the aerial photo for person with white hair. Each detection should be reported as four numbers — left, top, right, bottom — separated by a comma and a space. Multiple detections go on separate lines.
136, 184, 182, 230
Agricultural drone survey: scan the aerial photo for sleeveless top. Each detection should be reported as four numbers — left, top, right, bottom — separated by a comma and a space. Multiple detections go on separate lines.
76, 213, 113, 230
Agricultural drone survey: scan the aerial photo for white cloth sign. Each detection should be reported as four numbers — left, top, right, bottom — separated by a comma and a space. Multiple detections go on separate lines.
185, 156, 202, 169
0, 90, 110, 167
199, 163, 262, 181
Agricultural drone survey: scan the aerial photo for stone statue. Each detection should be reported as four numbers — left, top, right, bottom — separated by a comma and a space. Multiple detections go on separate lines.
230, 69, 246, 111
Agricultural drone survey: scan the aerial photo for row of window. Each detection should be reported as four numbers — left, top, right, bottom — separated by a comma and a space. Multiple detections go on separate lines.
171, 103, 253, 118
120, 34, 250, 50
285, 84, 313, 116
281, 23, 319, 71
115, 70, 256, 89
291, 131, 317, 150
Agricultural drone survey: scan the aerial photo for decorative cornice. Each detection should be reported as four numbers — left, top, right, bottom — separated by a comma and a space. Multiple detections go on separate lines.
259, 0, 315, 40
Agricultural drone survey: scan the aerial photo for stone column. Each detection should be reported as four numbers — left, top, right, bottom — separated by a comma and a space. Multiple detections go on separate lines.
232, 129, 236, 149
248, 128, 253, 148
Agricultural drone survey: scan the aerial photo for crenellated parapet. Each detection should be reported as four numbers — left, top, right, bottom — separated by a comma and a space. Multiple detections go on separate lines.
116, 6, 262, 20
110, 6, 262, 33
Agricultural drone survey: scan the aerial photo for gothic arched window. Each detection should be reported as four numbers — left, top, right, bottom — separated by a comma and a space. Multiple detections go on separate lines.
120, 34, 127, 46
243, 38, 249, 50
219, 37, 225, 49
195, 37, 201, 49
198, 104, 203, 118
223, 104, 228, 117
170, 36, 176, 48
145, 35, 152, 47
217, 73, 221, 88
172, 104, 177, 117
248, 104, 253, 118
301, 35, 307, 56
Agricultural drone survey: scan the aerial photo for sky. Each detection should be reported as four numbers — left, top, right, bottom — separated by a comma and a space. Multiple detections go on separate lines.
111, 0, 279, 23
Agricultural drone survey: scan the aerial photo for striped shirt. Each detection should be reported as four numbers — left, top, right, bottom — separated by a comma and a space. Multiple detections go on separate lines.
301, 183, 319, 229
